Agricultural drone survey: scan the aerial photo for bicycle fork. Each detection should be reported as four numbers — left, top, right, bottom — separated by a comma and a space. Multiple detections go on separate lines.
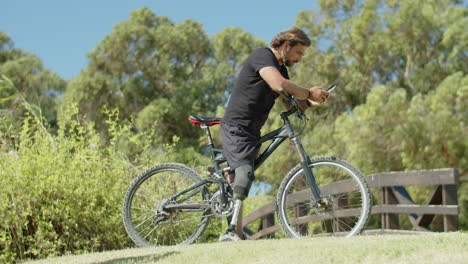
282, 114, 322, 202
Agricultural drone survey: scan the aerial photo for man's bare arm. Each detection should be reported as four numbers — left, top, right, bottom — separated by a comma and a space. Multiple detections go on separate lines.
259, 66, 309, 99
259, 66, 329, 104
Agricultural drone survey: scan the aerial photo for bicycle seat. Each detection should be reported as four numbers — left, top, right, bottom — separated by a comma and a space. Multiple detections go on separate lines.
188, 115, 221, 127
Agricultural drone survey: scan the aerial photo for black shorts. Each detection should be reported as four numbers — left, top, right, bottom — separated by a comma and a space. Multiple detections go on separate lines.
220, 122, 261, 170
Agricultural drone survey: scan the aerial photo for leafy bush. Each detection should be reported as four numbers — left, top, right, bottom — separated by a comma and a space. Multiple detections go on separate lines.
0, 76, 210, 263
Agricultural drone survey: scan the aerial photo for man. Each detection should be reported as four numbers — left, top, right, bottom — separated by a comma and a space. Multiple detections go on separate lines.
219, 28, 329, 241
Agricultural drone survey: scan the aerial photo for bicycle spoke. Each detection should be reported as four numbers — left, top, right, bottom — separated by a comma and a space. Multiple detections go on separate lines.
137, 219, 156, 236
131, 206, 153, 211
123, 164, 213, 246
134, 214, 155, 230
133, 210, 154, 222
341, 219, 355, 229
277, 157, 371, 238
135, 193, 159, 204
143, 224, 159, 240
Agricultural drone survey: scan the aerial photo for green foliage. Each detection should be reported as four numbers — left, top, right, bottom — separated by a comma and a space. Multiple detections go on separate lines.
0, 76, 210, 263
61, 7, 212, 143
401, 72, 468, 229
0, 32, 65, 128
61, 8, 265, 147
0, 75, 18, 148
0, 74, 57, 153
401, 72, 467, 171
330, 73, 467, 228
294, 0, 467, 108
334, 86, 408, 173
208, 27, 266, 100
1, 111, 127, 262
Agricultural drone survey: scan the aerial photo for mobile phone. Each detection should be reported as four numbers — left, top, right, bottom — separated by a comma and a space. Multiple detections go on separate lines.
327, 83, 337, 93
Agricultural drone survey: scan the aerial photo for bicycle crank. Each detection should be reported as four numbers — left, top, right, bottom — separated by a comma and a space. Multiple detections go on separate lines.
210, 190, 234, 217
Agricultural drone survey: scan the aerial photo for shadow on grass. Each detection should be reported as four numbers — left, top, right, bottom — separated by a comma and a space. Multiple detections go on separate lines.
94, 251, 179, 264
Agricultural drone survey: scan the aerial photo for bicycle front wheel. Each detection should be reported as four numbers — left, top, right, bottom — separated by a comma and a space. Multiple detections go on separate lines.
277, 156, 372, 238
123, 163, 211, 247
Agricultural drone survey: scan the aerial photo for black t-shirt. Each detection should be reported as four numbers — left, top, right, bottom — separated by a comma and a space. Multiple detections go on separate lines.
223, 48, 289, 132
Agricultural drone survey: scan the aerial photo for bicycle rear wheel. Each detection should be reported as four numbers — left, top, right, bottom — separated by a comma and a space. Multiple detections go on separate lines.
123, 163, 211, 247
277, 156, 372, 238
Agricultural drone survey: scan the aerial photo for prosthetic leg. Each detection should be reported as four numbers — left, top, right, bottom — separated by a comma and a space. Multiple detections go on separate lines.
219, 164, 254, 242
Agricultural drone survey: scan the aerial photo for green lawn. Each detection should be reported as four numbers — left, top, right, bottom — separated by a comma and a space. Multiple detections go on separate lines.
23, 232, 468, 264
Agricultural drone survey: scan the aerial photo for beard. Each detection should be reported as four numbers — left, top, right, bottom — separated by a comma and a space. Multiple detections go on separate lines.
281, 47, 296, 67
285, 59, 296, 67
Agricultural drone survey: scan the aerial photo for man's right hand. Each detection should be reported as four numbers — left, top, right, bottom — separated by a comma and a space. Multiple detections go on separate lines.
308, 86, 329, 105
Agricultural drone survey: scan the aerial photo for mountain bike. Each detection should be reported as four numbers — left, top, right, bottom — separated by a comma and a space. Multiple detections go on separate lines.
122, 85, 372, 247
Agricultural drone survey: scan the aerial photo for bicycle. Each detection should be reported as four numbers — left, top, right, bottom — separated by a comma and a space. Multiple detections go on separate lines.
122, 85, 372, 247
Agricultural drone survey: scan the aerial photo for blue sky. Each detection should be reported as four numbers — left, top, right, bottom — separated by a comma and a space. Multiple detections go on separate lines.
2, 0, 318, 80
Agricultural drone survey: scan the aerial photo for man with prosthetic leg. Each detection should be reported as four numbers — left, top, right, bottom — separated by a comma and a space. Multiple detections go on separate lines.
219, 28, 329, 242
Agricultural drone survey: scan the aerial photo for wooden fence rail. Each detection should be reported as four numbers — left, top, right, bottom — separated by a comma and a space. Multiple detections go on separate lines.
242, 168, 459, 239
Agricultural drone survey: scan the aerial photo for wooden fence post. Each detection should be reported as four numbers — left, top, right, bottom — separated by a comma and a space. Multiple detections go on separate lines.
382, 187, 399, 229
295, 203, 308, 235
443, 169, 459, 231
335, 194, 349, 232
258, 213, 275, 239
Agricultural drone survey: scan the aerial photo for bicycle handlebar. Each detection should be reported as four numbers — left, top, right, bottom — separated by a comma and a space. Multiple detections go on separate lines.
277, 88, 308, 121
278, 83, 337, 119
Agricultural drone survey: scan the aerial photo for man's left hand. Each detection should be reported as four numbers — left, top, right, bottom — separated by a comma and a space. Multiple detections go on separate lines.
308, 86, 329, 104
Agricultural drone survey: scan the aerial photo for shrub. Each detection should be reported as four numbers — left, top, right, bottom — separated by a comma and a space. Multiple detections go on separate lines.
0, 76, 210, 263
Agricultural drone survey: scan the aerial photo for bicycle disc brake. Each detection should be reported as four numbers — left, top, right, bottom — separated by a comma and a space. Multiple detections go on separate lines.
311, 195, 335, 216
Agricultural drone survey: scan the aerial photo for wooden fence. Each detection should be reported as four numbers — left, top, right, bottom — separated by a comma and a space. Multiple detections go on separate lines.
242, 168, 459, 239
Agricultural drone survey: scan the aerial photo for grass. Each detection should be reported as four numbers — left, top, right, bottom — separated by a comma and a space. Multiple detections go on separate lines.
22, 232, 468, 264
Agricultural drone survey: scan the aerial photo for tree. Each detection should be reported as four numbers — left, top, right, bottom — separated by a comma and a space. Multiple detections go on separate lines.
62, 8, 266, 150
331, 73, 467, 228
400, 72, 467, 172
294, 0, 467, 109
1, 32, 65, 154
62, 7, 213, 144
0, 31, 65, 129
208, 27, 266, 103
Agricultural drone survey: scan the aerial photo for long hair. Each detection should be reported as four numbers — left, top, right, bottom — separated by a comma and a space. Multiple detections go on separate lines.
270, 28, 311, 49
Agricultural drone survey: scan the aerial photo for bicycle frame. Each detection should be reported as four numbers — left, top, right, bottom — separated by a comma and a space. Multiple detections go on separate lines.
210, 106, 321, 202
166, 106, 324, 211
